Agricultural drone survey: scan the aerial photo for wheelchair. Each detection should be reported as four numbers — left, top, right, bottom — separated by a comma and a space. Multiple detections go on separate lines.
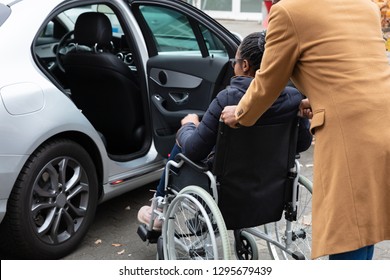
137, 117, 314, 260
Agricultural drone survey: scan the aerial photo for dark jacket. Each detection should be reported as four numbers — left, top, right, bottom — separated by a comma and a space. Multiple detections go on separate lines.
176, 76, 312, 162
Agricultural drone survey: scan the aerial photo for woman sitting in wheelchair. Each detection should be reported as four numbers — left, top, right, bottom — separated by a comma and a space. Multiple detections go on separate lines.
137, 31, 312, 230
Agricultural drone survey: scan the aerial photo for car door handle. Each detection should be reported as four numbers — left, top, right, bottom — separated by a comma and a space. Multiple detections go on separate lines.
169, 92, 189, 105
152, 95, 204, 122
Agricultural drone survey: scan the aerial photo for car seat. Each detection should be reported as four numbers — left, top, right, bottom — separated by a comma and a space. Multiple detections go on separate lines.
63, 12, 144, 155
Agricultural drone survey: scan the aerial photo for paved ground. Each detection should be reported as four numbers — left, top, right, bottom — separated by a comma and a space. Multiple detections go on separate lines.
62, 144, 317, 260
61, 142, 389, 260
218, 19, 265, 38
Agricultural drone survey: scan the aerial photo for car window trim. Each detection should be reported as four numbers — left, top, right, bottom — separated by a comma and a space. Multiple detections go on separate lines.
189, 17, 209, 58
130, 3, 158, 57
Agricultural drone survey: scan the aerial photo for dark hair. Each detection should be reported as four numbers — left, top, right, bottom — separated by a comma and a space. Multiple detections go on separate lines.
238, 30, 266, 71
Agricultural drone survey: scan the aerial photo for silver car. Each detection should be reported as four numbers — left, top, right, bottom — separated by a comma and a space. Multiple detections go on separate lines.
0, 0, 239, 259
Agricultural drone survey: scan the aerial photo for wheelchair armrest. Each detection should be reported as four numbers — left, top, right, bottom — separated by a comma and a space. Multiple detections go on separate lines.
174, 153, 210, 172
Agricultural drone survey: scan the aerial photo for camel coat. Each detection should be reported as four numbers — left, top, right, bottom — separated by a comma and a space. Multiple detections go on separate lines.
235, 0, 390, 259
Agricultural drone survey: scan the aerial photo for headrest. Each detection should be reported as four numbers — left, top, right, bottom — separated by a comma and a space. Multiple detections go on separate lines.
74, 12, 112, 49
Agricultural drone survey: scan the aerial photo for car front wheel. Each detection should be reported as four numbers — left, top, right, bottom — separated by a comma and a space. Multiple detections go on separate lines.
0, 139, 98, 259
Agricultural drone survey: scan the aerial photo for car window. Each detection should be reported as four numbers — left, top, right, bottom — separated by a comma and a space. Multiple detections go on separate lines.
139, 5, 227, 57
199, 24, 228, 57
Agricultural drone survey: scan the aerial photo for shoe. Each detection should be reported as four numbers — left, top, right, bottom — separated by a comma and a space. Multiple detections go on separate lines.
137, 205, 163, 231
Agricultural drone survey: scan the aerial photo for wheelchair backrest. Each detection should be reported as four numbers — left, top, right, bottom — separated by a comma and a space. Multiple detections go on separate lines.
213, 118, 299, 229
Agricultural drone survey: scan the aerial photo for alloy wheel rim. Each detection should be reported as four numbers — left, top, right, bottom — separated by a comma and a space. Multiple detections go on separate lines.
30, 156, 90, 245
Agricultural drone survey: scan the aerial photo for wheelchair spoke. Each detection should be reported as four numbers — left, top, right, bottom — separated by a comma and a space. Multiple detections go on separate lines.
163, 187, 230, 260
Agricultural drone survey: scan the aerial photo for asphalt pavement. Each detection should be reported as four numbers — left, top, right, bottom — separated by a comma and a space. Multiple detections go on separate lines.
218, 19, 265, 38
61, 143, 390, 260
63, 144, 316, 260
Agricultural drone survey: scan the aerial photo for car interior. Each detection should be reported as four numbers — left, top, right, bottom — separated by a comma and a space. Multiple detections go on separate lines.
61, 12, 144, 155
34, 5, 147, 159
33, 3, 235, 161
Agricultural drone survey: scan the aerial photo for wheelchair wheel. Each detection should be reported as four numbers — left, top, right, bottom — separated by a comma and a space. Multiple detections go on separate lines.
234, 230, 259, 260
162, 186, 231, 260
265, 175, 313, 260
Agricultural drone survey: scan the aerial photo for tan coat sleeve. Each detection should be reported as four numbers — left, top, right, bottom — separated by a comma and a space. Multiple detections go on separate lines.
235, 4, 301, 126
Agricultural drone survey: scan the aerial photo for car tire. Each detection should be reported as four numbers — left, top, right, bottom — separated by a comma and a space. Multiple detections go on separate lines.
0, 139, 98, 259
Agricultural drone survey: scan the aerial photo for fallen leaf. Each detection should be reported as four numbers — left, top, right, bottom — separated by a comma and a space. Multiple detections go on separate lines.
112, 243, 122, 247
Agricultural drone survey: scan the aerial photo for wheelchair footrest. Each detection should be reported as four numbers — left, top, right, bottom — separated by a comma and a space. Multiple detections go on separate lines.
137, 224, 161, 243
292, 251, 305, 260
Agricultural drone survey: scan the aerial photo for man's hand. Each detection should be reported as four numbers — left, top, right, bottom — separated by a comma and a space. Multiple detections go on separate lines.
221, 105, 239, 128
299, 98, 313, 119
181, 113, 200, 126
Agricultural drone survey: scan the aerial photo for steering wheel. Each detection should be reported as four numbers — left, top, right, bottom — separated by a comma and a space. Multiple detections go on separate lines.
56, 30, 74, 72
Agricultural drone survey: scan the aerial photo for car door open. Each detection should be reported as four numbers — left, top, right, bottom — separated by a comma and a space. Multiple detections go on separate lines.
132, 2, 239, 157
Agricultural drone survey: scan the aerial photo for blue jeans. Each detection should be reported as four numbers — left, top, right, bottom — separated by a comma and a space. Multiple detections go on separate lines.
329, 245, 375, 260
156, 144, 182, 197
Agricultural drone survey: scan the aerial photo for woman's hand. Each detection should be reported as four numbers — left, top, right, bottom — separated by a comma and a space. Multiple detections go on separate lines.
181, 113, 200, 126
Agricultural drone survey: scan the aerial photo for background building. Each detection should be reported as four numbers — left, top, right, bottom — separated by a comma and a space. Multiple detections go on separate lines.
184, 0, 264, 21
